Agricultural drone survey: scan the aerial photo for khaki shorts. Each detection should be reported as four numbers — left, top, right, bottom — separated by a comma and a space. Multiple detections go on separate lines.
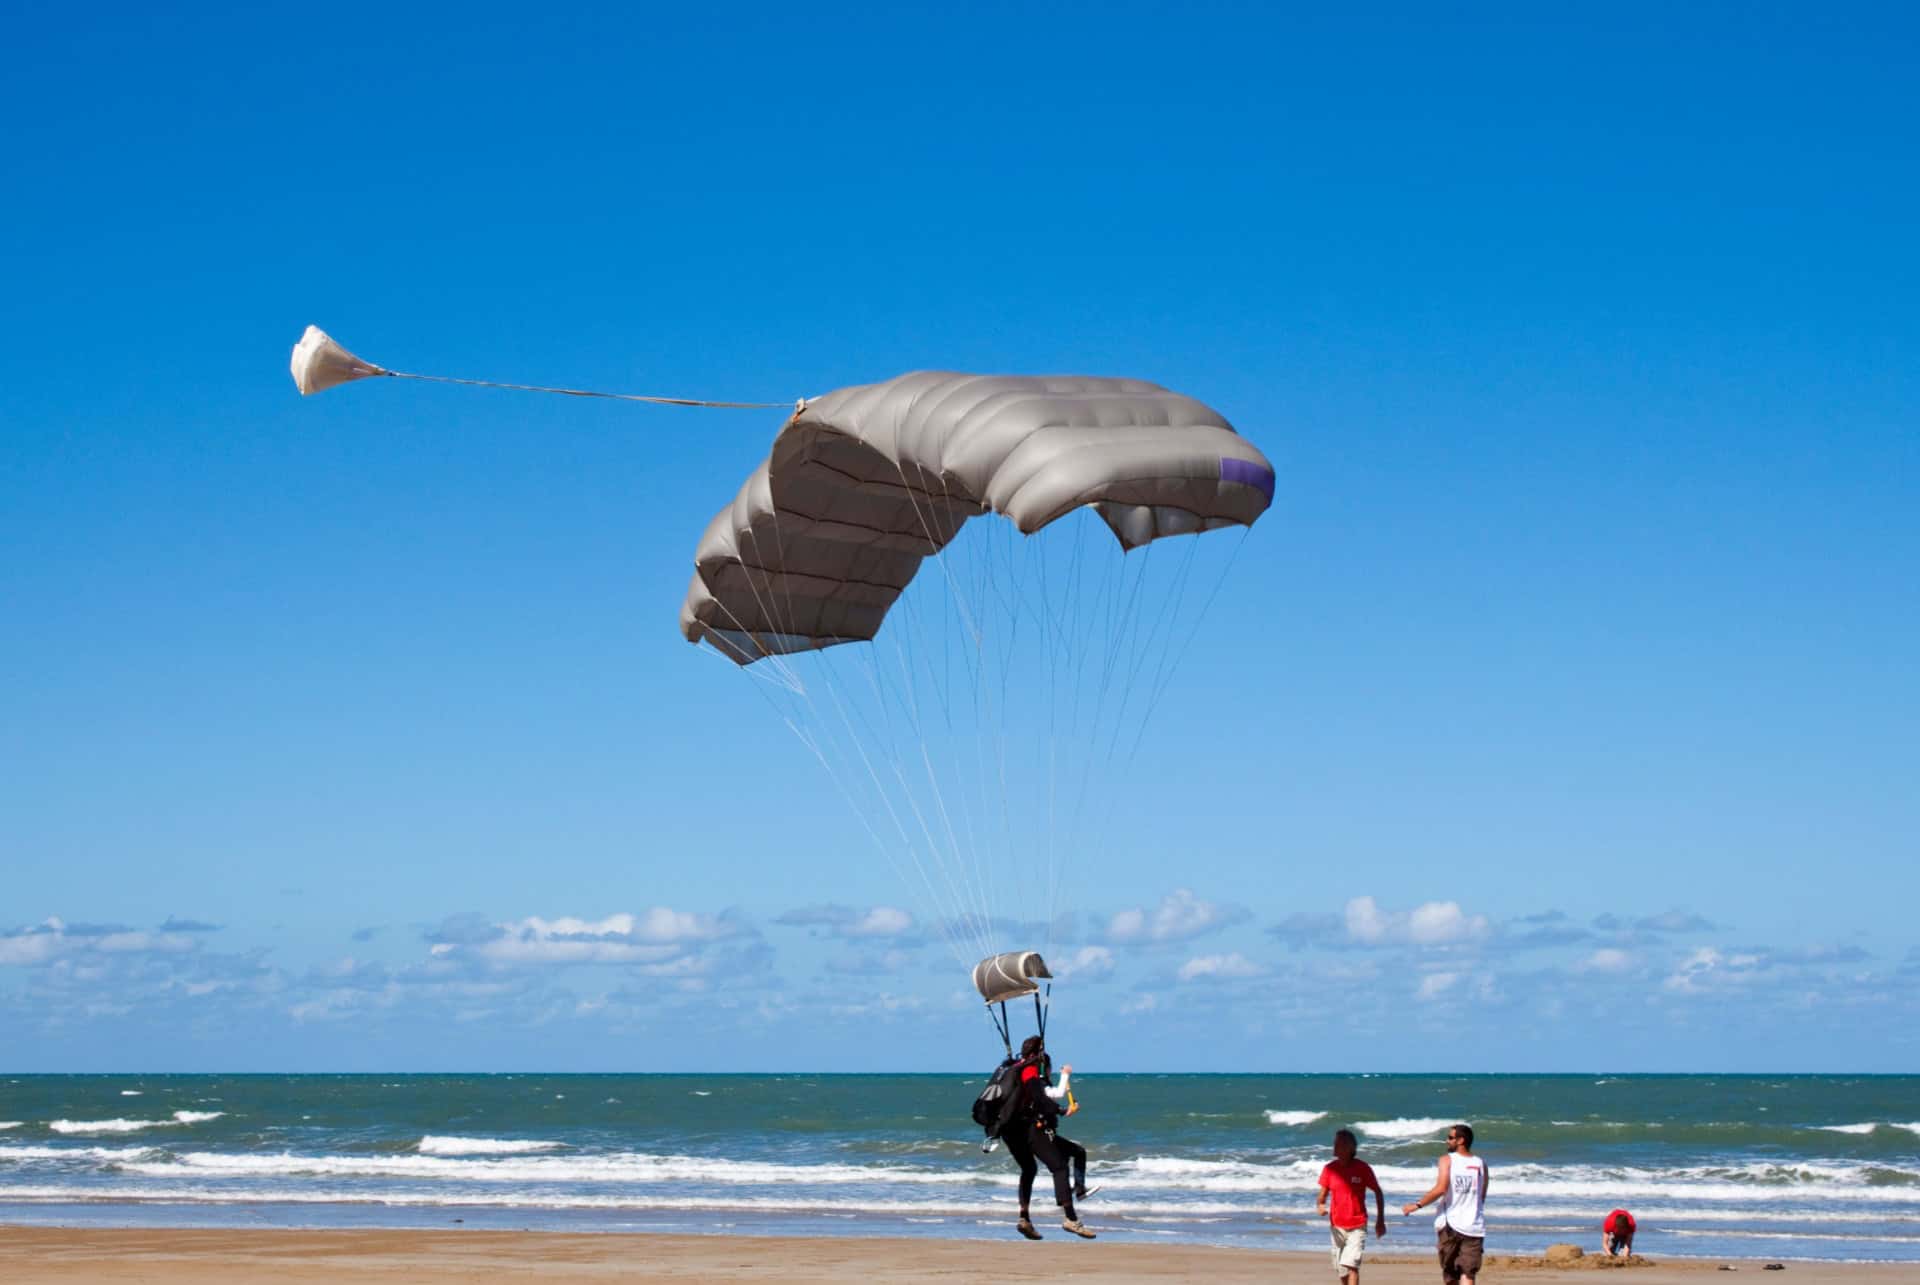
1330, 1224, 1367, 1270
1437, 1225, 1485, 1282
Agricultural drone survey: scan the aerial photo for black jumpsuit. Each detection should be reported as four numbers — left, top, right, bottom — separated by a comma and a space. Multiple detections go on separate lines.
1002, 1062, 1082, 1216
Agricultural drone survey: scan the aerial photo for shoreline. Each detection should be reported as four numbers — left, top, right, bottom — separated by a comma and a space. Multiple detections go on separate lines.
0, 1221, 1904, 1283
0, 1226, 1911, 1283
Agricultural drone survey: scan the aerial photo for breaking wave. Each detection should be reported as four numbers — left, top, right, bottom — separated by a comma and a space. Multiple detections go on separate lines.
417, 1137, 565, 1156
48, 1119, 169, 1135
45, 1111, 223, 1134
1353, 1117, 1453, 1140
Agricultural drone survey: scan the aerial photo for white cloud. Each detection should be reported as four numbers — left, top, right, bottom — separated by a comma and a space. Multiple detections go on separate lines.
430, 909, 749, 967
1054, 946, 1115, 981
1108, 890, 1248, 945
848, 907, 913, 938
1662, 946, 1772, 994
1177, 952, 1263, 982
1344, 897, 1489, 947
825, 992, 928, 1021
1581, 948, 1633, 974
823, 947, 919, 976
0, 932, 59, 967
774, 904, 922, 942
0, 918, 200, 966
1663, 947, 1723, 993
1416, 971, 1460, 999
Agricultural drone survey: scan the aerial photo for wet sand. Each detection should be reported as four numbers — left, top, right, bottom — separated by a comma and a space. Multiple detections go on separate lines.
0, 1226, 1901, 1282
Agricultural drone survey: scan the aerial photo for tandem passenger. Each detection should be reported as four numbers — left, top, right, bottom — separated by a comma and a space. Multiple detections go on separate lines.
1403, 1123, 1487, 1285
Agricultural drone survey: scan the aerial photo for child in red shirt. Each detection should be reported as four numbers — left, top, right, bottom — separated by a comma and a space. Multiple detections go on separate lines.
1317, 1128, 1387, 1284
1603, 1209, 1636, 1255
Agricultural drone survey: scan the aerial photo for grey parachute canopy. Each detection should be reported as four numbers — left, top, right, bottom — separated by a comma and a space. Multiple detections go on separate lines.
973, 951, 1053, 1006
680, 371, 1275, 664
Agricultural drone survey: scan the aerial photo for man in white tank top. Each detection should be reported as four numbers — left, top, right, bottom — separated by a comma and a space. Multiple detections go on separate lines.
1401, 1123, 1488, 1285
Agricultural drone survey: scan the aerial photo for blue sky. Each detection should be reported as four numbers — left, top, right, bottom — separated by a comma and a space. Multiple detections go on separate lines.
2, 4, 1916, 1072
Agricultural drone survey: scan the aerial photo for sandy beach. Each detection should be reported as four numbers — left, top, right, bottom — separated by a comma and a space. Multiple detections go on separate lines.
0, 1228, 1904, 1284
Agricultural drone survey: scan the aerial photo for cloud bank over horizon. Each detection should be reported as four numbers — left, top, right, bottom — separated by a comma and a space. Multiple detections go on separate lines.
1, 888, 1909, 1072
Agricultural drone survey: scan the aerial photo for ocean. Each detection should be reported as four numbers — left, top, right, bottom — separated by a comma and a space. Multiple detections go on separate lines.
1, 1074, 1915, 1261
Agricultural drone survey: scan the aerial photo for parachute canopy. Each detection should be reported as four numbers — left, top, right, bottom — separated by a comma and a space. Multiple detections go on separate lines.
290, 326, 390, 395
680, 371, 1275, 665
973, 950, 1053, 1006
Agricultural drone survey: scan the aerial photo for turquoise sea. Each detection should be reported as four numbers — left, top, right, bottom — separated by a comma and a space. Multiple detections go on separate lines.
1, 1074, 1915, 1260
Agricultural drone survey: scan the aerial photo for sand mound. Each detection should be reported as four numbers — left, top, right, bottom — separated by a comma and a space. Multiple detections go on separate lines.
1490, 1251, 1655, 1272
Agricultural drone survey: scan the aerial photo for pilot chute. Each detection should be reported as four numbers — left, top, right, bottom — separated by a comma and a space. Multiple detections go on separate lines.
974, 950, 1052, 1005
974, 950, 1054, 1053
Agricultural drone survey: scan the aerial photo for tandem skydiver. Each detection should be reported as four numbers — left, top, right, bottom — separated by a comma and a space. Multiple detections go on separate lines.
1002, 1035, 1096, 1240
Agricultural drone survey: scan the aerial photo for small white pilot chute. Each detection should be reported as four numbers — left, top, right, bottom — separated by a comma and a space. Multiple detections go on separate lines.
974, 950, 1052, 1005
290, 326, 389, 395
974, 950, 1053, 1054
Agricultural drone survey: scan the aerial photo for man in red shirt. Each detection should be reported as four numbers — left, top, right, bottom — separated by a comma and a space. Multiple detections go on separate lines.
1317, 1128, 1388, 1284
1603, 1209, 1636, 1256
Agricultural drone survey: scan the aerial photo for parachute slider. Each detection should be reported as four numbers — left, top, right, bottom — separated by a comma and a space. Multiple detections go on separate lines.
288, 325, 794, 409
973, 950, 1052, 1006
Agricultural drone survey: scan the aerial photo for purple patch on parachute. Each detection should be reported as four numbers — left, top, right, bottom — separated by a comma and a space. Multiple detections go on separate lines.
1220, 457, 1275, 500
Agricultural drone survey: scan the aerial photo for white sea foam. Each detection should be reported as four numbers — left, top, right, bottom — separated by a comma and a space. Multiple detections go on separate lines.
79, 1148, 1920, 1202
418, 1136, 565, 1156
1814, 1123, 1879, 1134
119, 1091, 142, 1097
46, 1111, 222, 1135
1264, 1110, 1327, 1127
1353, 1117, 1452, 1139
122, 1150, 992, 1188
47, 1119, 170, 1135
0, 1144, 161, 1162
0, 1123, 20, 1131
1892, 1123, 1920, 1138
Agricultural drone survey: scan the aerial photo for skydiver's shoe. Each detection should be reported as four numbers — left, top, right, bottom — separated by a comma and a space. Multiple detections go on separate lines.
1016, 1217, 1042, 1240
1061, 1217, 1096, 1238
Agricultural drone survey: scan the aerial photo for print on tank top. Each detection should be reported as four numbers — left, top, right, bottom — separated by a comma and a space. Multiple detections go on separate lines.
1443, 1155, 1487, 1237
